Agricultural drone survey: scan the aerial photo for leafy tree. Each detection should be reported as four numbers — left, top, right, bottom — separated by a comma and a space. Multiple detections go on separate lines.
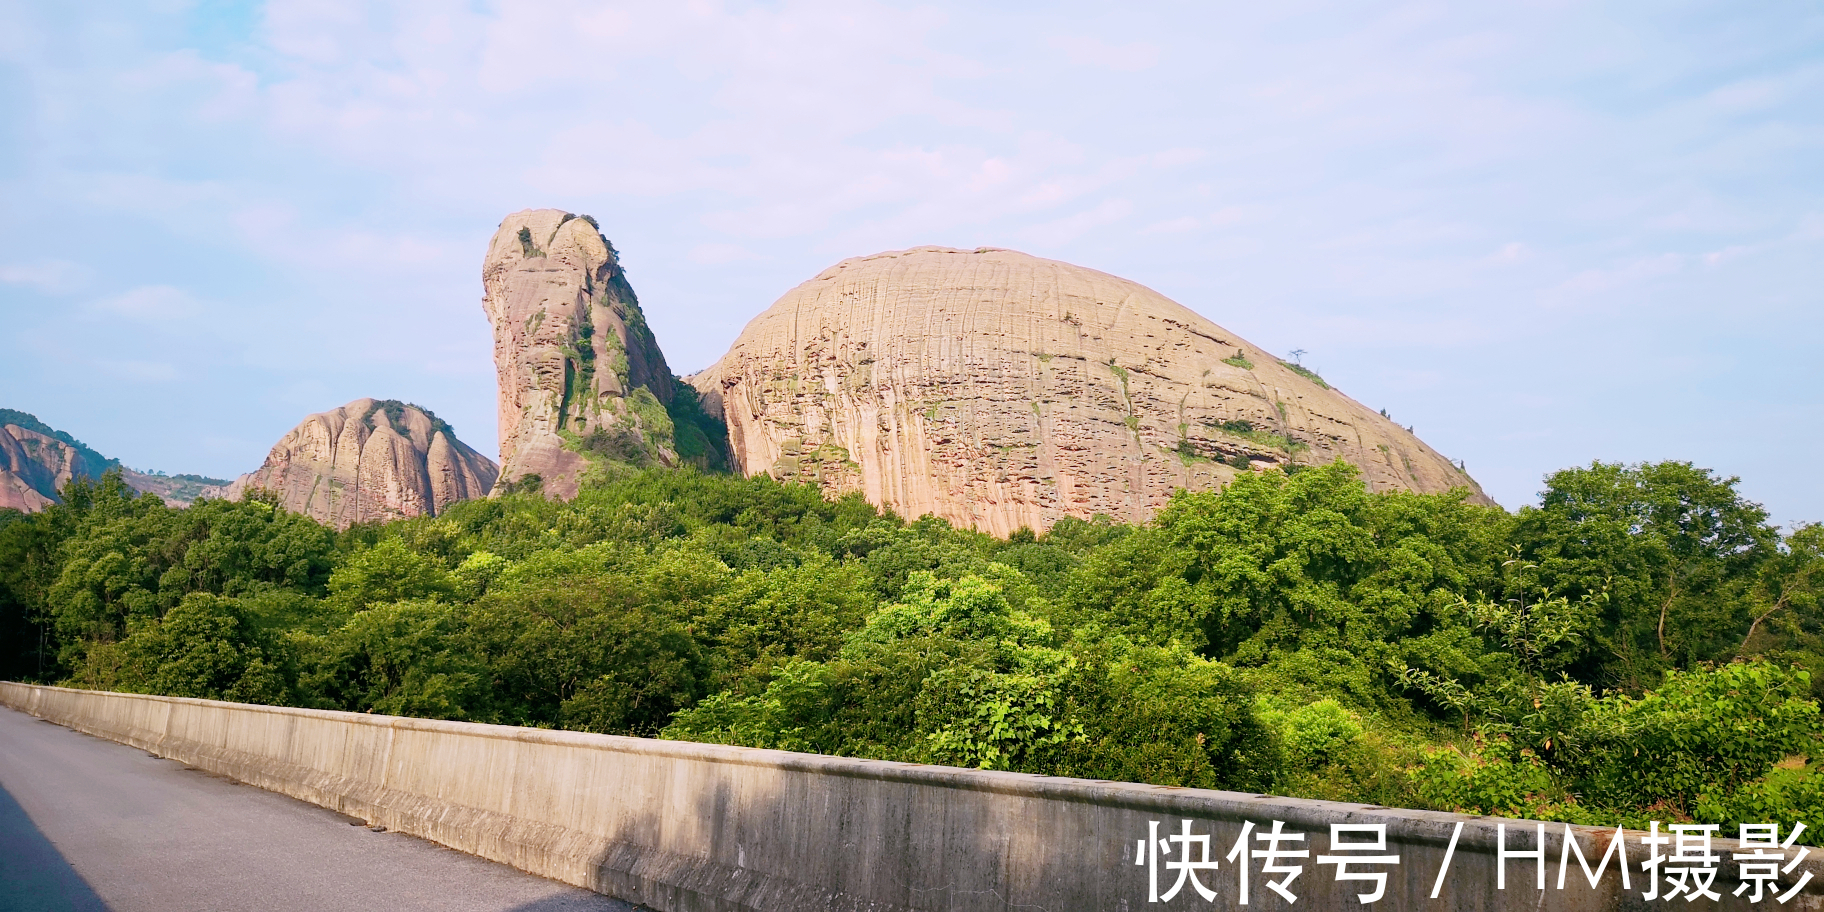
42, 477, 335, 670
1740, 524, 1824, 696
326, 538, 457, 613
1414, 661, 1823, 840
0, 504, 77, 680
1510, 461, 1777, 688
302, 598, 487, 719
693, 554, 870, 694
1042, 638, 1278, 792
75, 593, 289, 704
14, 452, 1819, 841
667, 573, 1279, 790
1152, 462, 1508, 712
464, 544, 713, 733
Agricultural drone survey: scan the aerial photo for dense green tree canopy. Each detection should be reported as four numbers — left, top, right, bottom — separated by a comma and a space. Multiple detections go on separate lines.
1, 460, 1818, 839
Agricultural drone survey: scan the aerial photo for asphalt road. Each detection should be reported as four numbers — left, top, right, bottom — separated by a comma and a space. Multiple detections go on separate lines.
0, 705, 635, 912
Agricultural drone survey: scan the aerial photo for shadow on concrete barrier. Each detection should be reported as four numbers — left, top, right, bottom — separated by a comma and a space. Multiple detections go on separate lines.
3, 682, 1818, 911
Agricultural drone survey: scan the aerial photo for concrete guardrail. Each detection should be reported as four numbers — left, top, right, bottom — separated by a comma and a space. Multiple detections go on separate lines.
3, 682, 1818, 910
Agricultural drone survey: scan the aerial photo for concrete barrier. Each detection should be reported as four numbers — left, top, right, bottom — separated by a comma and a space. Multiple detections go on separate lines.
3, 681, 1818, 911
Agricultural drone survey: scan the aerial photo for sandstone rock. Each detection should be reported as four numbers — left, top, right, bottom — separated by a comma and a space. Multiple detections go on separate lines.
0, 410, 230, 510
118, 469, 234, 507
221, 399, 497, 528
0, 420, 116, 512
693, 246, 1493, 536
483, 209, 678, 500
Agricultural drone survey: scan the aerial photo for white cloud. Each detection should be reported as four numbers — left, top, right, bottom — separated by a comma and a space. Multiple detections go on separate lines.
1492, 242, 1530, 263
1794, 213, 1824, 241
1143, 216, 1200, 234
1544, 254, 1687, 306
91, 286, 202, 321
102, 359, 180, 382
1702, 244, 1753, 267
1049, 35, 1162, 72
1019, 198, 1135, 246
2, 0, 1822, 518
0, 260, 85, 293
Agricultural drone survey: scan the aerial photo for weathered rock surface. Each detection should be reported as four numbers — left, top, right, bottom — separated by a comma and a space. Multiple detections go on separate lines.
0, 423, 112, 512
693, 246, 1492, 536
118, 470, 234, 506
483, 209, 678, 499
221, 399, 497, 528
0, 410, 232, 510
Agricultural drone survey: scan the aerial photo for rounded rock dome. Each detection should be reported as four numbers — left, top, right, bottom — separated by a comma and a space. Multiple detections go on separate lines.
694, 246, 1487, 535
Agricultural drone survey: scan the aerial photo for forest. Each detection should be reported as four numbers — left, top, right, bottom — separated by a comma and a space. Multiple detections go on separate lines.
1, 459, 1819, 840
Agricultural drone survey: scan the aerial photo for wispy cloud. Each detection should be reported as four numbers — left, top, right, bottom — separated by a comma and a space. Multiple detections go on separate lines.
91, 285, 202, 321
0, 260, 85, 293
1049, 35, 1162, 72
101, 359, 180, 382
0, 0, 1818, 519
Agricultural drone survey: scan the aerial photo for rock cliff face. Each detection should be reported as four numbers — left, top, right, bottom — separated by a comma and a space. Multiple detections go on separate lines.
0, 422, 113, 512
0, 409, 230, 511
483, 209, 678, 499
222, 399, 497, 528
693, 246, 1491, 536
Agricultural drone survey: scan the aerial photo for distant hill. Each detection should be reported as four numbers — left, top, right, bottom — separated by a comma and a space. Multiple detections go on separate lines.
0, 408, 118, 469
119, 469, 233, 505
0, 409, 226, 511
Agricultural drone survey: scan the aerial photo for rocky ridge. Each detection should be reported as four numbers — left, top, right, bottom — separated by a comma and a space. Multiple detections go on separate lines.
118, 470, 235, 505
221, 398, 498, 528
0, 410, 234, 511
0, 421, 114, 512
693, 246, 1491, 535
482, 209, 679, 499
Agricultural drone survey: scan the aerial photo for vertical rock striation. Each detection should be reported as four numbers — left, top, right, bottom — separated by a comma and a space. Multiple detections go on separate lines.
0, 423, 114, 512
222, 399, 497, 528
693, 246, 1492, 536
0, 409, 229, 510
482, 209, 677, 499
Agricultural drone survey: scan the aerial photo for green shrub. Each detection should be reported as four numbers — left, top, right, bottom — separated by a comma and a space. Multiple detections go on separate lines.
1279, 360, 1330, 389
1698, 764, 1824, 845
77, 593, 289, 705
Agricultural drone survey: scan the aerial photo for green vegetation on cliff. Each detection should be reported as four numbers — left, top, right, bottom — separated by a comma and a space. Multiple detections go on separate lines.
0, 458, 1819, 838
0, 408, 120, 474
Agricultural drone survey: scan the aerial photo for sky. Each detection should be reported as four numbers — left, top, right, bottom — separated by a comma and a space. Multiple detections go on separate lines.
1, 1, 1819, 526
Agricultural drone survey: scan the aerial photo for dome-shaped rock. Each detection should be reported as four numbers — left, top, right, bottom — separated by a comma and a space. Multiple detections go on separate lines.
693, 246, 1490, 536
222, 398, 497, 528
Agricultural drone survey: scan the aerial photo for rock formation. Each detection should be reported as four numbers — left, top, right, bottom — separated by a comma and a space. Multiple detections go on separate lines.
482, 209, 679, 499
692, 246, 1491, 536
221, 399, 497, 528
118, 469, 234, 506
0, 409, 230, 511
0, 421, 113, 512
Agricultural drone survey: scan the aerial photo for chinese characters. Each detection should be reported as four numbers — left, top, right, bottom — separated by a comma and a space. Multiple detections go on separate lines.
1134, 818, 1814, 905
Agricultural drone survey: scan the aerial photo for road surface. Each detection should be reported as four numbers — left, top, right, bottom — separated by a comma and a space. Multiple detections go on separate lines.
0, 705, 634, 912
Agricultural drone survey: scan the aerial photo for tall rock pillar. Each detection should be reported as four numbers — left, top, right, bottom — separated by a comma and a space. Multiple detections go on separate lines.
482, 209, 676, 499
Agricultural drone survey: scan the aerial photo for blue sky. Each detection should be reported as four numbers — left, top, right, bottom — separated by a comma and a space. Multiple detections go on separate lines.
1, 1, 1819, 526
